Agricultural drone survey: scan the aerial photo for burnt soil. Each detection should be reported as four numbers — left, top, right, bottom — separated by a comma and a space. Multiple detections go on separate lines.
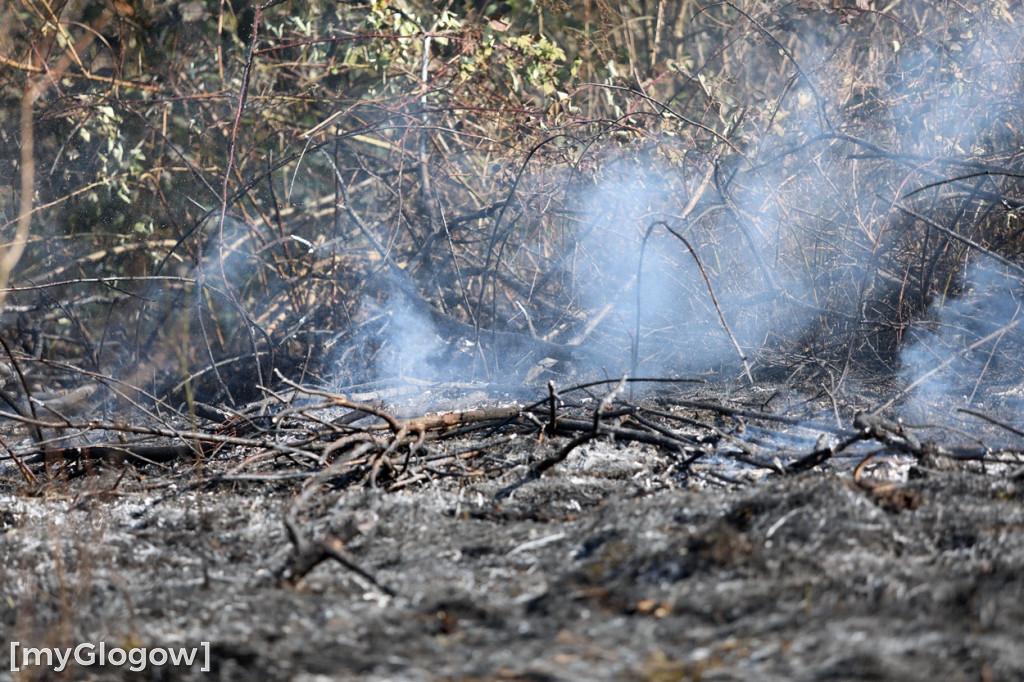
2, 385, 1024, 681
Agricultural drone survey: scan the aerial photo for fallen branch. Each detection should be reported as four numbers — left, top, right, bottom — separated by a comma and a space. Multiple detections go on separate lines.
496, 376, 628, 500
853, 453, 923, 512
277, 452, 396, 594
365, 405, 521, 433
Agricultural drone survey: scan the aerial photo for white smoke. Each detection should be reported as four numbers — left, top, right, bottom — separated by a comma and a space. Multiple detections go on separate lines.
899, 262, 1024, 416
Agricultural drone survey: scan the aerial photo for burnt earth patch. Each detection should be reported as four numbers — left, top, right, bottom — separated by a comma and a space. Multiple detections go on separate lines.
2, 416, 1024, 681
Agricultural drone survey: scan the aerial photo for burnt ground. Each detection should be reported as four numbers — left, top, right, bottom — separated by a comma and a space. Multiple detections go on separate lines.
2, 383, 1024, 681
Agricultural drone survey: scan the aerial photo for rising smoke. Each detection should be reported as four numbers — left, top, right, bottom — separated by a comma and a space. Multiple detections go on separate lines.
325, 4, 1024, 417
899, 262, 1024, 417
567, 154, 808, 379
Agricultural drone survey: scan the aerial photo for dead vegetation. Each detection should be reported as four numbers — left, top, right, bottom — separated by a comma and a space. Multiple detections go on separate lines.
3, 1, 1024, 677
0, 1, 1021, 415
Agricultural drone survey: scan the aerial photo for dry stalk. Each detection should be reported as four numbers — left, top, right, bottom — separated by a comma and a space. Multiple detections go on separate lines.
637, 220, 754, 384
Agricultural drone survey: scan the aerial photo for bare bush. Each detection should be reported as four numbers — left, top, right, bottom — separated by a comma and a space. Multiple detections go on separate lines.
0, 0, 1021, 420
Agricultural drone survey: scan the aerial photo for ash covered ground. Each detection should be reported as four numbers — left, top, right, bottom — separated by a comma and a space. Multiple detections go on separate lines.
2, 382, 1024, 682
